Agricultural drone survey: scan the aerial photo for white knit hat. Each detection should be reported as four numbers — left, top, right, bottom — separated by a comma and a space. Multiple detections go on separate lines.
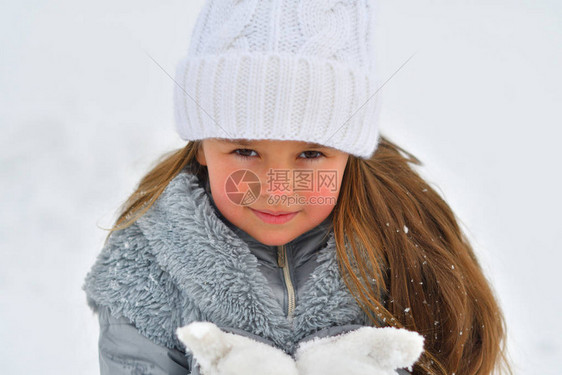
173, 0, 382, 159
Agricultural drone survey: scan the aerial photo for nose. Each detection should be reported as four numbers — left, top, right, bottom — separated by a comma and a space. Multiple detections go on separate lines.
260, 166, 294, 198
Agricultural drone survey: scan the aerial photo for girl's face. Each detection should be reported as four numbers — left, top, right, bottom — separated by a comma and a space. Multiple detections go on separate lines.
197, 138, 349, 246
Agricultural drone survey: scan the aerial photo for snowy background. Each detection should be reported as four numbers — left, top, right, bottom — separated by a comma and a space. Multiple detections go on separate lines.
1, 0, 560, 374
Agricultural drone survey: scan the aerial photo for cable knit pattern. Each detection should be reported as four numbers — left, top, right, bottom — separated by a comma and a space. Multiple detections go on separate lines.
83, 168, 370, 355
174, 0, 382, 159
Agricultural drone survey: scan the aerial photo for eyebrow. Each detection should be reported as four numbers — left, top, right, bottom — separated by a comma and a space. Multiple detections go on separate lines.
218, 138, 328, 149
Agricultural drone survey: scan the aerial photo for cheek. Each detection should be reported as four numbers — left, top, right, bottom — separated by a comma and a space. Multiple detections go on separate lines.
313, 166, 345, 198
207, 166, 251, 216
295, 172, 342, 214
209, 178, 247, 222
205, 157, 241, 192
298, 189, 338, 212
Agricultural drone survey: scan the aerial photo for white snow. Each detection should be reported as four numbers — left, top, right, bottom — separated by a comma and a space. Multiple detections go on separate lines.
1, 0, 561, 374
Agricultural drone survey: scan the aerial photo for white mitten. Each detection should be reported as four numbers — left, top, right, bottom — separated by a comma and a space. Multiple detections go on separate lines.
294, 326, 424, 375
176, 321, 298, 375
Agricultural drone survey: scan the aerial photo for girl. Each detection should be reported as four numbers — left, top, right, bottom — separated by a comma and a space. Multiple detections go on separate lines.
83, 0, 511, 374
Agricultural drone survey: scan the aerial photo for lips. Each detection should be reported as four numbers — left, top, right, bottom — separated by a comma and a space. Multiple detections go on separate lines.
253, 209, 297, 216
250, 208, 300, 224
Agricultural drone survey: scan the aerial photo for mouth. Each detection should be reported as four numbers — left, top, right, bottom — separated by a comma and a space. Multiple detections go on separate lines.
253, 209, 298, 215
250, 208, 300, 224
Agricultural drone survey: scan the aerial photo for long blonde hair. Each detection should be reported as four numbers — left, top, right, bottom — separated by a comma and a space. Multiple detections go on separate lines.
104, 135, 511, 374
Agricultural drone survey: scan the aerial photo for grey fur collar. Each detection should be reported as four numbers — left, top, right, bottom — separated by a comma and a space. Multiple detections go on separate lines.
83, 168, 368, 354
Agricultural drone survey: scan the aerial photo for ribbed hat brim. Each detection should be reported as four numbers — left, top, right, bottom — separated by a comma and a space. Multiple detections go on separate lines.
173, 53, 381, 159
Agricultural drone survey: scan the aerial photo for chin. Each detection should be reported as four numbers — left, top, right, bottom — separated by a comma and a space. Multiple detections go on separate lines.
253, 232, 294, 247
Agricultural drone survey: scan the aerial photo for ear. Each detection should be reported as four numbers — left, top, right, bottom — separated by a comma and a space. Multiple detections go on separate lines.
196, 144, 207, 166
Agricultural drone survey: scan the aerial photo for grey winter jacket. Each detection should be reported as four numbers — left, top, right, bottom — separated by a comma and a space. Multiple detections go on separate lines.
84, 168, 412, 374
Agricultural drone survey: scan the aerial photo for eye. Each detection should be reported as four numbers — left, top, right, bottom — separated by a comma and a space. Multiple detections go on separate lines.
299, 150, 325, 161
231, 149, 325, 161
232, 149, 258, 159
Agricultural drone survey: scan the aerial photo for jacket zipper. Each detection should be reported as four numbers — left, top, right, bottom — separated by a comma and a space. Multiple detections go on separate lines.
277, 244, 296, 320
